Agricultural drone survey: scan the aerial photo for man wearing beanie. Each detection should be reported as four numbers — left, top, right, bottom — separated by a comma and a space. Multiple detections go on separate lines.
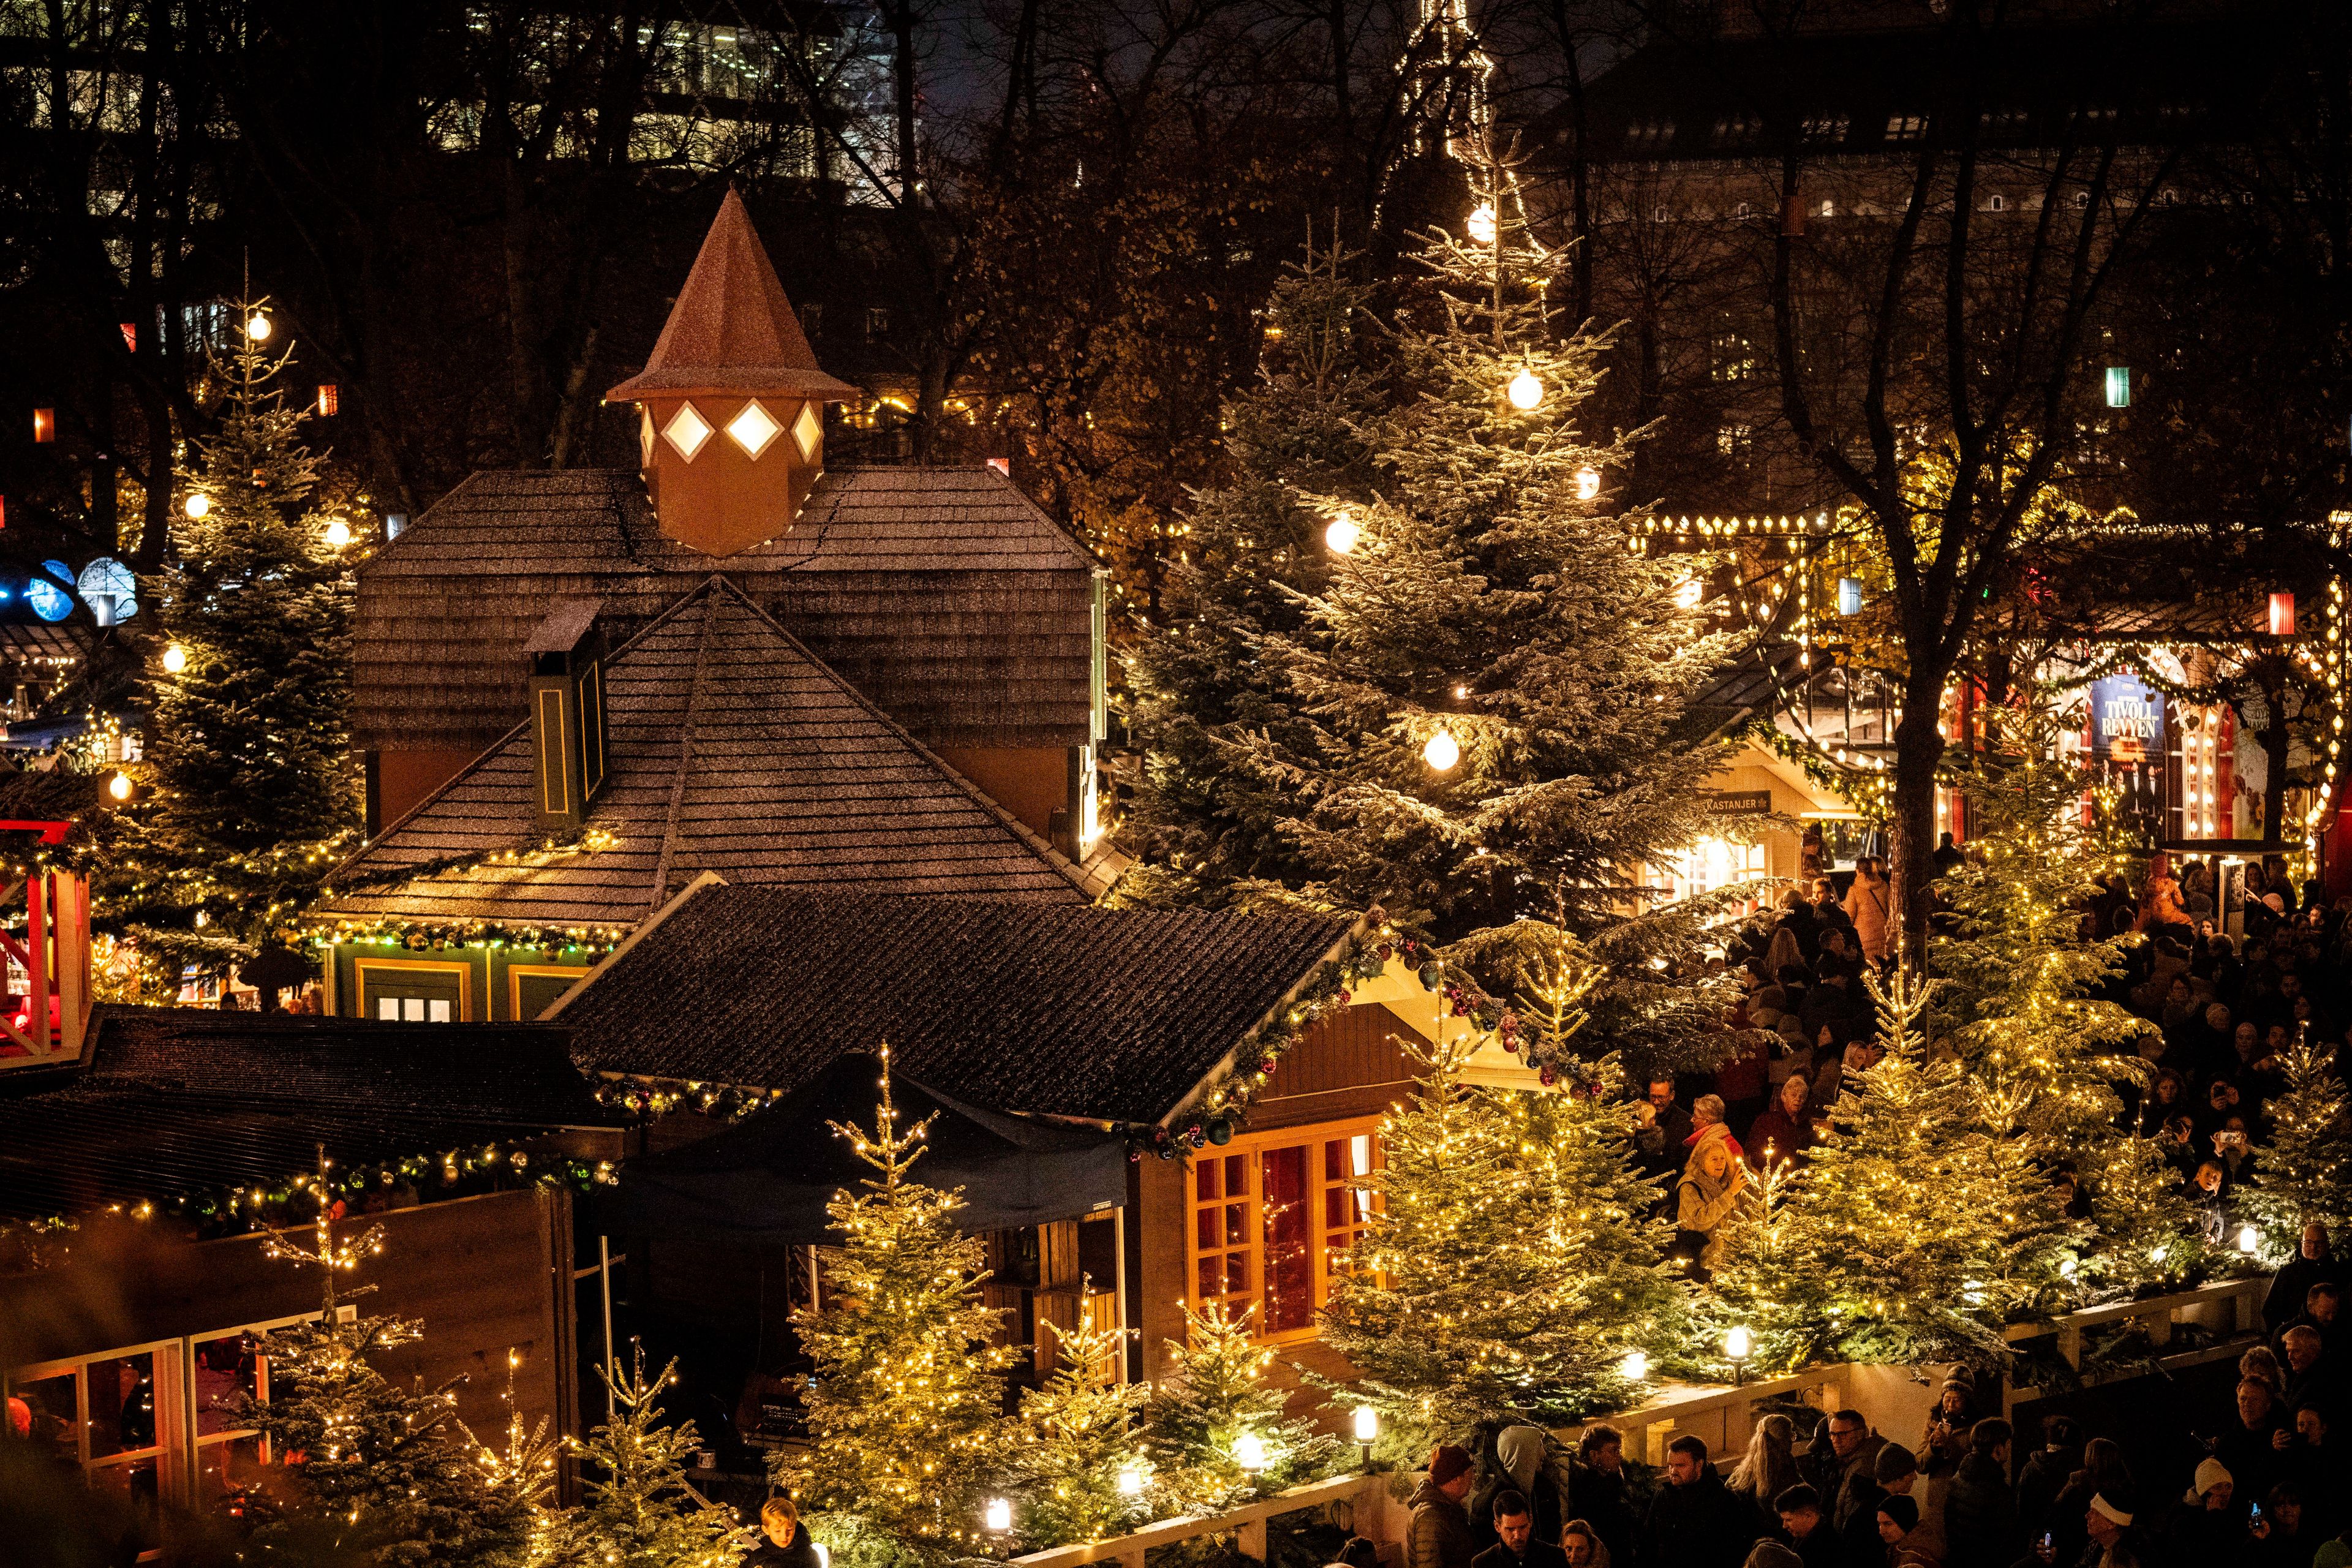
2166, 1459, 2237, 1564
1411, 1445, 1478, 1568
1875, 1496, 1934, 1568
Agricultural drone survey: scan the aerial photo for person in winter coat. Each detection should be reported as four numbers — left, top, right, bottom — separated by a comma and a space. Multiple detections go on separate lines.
1643, 1436, 1755, 1568
1878, 1496, 1940, 1568
1942, 1419, 2018, 1568
1413, 1446, 1480, 1568
2167, 1457, 2241, 1566
1920, 1382, 1980, 1480
1673, 1120, 1748, 1278
1751, 1075, 1818, 1172
1802, 1411, 1890, 1535
745, 1496, 824, 1568
1845, 858, 1894, 965
1560, 1520, 1611, 1568
2275, 1404, 2345, 1542
2235, 1482, 2312, 1568
1777, 1485, 1840, 1568
2263, 1224, 2340, 1340
1469, 1427, 1566, 1551
2046, 1441, 2133, 1568
2214, 1380, 2287, 1507
1730, 1415, 1807, 1529
2013, 1418, 2083, 1551
1567, 1426, 1640, 1568
1470, 1490, 1571, 1568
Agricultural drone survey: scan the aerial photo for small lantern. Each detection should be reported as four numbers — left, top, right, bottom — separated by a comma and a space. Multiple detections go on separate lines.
317, 383, 339, 417
2271, 592, 2296, 637
324, 518, 353, 549
1618, 1349, 1649, 1381
2104, 366, 2130, 409
1838, 577, 1864, 616
162, 644, 188, 673
184, 492, 211, 519
2238, 1224, 2260, 1255
1117, 1461, 1147, 1496
1233, 1431, 1268, 1473
33, 409, 55, 443
245, 311, 272, 342
108, 772, 133, 801
982, 1498, 1012, 1533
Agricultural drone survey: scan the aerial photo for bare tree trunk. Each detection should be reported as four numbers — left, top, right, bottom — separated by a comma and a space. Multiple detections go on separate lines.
1892, 675, 1945, 964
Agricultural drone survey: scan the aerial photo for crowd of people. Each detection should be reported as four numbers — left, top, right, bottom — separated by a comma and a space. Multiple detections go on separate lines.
1401, 1278, 2352, 1568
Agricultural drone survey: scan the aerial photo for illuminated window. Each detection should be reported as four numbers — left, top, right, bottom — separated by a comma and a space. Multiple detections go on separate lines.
354, 957, 469, 1022
662, 402, 714, 461
793, 402, 823, 462
1188, 1119, 1381, 1341
1884, 114, 1929, 143
726, 399, 783, 459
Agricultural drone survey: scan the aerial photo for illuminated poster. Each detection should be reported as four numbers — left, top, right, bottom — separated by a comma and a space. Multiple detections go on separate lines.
2091, 672, 2164, 765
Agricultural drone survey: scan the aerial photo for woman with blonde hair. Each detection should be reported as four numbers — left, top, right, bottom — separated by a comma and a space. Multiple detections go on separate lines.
1728, 1413, 1804, 1525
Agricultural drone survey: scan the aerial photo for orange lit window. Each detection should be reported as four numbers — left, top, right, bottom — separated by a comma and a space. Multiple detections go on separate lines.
1188, 1118, 1381, 1342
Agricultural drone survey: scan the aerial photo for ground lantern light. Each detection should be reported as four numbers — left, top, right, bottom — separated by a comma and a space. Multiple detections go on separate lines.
1233, 1431, 1268, 1473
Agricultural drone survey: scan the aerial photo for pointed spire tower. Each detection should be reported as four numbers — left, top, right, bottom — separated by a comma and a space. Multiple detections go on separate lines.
605, 188, 860, 556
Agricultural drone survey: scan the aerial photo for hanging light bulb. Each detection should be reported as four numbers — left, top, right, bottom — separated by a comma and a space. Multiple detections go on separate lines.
245, 311, 272, 341
1325, 511, 1360, 554
1423, 729, 1460, 772
1674, 576, 1705, 611
1466, 204, 1498, 244
1618, 1350, 1650, 1381
1575, 466, 1602, 500
323, 518, 353, 548
1507, 370, 1544, 410
108, 772, 132, 801
161, 644, 188, 673
183, 492, 211, 519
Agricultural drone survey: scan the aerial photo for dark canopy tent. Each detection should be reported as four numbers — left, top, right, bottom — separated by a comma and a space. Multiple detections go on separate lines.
601, 1054, 1131, 1242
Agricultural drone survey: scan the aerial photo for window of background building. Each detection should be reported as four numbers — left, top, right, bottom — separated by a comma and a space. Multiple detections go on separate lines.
1188, 1120, 1380, 1341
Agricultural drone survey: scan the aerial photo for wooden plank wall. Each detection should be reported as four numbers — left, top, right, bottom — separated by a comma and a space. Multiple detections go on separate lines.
0, 1188, 573, 1446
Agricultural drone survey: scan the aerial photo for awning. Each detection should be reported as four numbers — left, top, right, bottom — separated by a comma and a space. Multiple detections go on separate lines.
600, 1054, 1130, 1243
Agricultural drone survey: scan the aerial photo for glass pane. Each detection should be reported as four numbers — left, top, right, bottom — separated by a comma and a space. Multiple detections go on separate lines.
376, 997, 399, 1019
89, 1453, 162, 1550
1261, 1145, 1313, 1332
86, 1352, 156, 1458
1325, 1188, 1347, 1228
1224, 1251, 1249, 1293
197, 1434, 266, 1504
194, 1333, 261, 1436
1223, 1203, 1246, 1246
15, 1372, 79, 1464
1196, 1207, 1219, 1251
1223, 1155, 1245, 1196
1325, 1140, 1343, 1181
428, 999, 452, 1023
1197, 1254, 1221, 1300
1195, 1159, 1220, 1201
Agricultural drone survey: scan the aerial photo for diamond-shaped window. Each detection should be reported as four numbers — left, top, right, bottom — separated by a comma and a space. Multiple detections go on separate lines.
638, 409, 655, 466
726, 399, 783, 459
793, 402, 823, 462
662, 402, 714, 461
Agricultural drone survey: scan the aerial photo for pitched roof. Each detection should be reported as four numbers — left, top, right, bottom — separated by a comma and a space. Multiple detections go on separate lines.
604, 186, 860, 404
553, 883, 1355, 1125
0, 1007, 620, 1223
353, 467, 1098, 752
322, 576, 1091, 933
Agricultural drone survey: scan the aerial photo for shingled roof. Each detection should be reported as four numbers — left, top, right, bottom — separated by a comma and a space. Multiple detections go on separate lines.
552, 882, 1355, 1125
320, 576, 1091, 933
353, 466, 1098, 753
0, 1007, 620, 1223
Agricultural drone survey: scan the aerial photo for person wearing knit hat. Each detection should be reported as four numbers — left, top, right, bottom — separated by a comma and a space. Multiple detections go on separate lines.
1410, 1446, 1479, 1568
2188, 1457, 2233, 1509
1875, 1495, 1936, 1568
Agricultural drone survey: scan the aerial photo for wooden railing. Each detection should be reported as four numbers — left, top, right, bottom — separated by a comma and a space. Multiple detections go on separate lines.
1009, 1472, 1390, 1568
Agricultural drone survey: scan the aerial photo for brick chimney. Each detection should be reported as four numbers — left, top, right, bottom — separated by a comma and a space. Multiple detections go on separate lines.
604, 187, 859, 557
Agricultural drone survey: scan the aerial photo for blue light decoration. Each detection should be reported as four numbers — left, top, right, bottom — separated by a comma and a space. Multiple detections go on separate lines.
25, 578, 72, 622
40, 559, 73, 585
2103, 366, 2131, 409
76, 557, 137, 625
1837, 576, 1864, 616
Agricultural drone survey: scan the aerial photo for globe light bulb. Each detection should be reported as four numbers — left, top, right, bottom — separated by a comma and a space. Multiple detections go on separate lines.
1466, 203, 1498, 244
108, 772, 132, 801
324, 518, 353, 548
183, 492, 211, 519
1234, 1431, 1268, 1472
1353, 1405, 1379, 1443
1507, 370, 1544, 410
162, 644, 188, 674
1724, 1325, 1752, 1361
1423, 729, 1460, 772
984, 1498, 1012, 1533
1576, 466, 1602, 500
2238, 1224, 2259, 1255
246, 311, 272, 341
1674, 576, 1704, 610
1618, 1350, 1649, 1381
1325, 513, 1360, 555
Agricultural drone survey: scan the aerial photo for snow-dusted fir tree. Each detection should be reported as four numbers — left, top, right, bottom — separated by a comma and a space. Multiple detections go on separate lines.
1139, 1300, 1337, 1515
1736, 971, 2084, 1370
1928, 696, 2195, 1288
1317, 939, 1681, 1442
1010, 1319, 1148, 1546
2244, 1043, 2352, 1244
122, 300, 358, 968
776, 1057, 1016, 1567
551, 1350, 748, 1567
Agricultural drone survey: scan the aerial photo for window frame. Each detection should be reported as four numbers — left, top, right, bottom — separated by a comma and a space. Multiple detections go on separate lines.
354, 957, 472, 1022
1185, 1116, 1383, 1346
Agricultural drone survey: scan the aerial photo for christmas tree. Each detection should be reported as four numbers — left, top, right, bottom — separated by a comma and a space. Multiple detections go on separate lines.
1703, 1150, 1839, 1378
2244, 1043, 2352, 1246
546, 1348, 748, 1568
775, 1054, 1017, 1566
120, 298, 359, 978
231, 1189, 533, 1567
1928, 696, 2195, 1289
1725, 970, 2084, 1370
1316, 948, 1681, 1444
1010, 1319, 1149, 1545
1140, 1300, 1339, 1515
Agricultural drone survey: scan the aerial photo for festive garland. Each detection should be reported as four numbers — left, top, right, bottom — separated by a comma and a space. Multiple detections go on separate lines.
306, 923, 631, 959
592, 1074, 784, 1120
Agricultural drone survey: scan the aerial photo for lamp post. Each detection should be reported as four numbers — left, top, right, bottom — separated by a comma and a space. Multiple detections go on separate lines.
1353, 1405, 1379, 1472
1724, 1325, 1752, 1387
